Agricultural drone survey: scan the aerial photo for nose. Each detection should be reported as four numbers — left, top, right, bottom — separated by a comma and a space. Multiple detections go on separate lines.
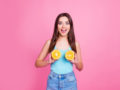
62, 23, 66, 28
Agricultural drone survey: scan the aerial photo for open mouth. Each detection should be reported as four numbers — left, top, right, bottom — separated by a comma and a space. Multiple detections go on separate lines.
61, 29, 67, 33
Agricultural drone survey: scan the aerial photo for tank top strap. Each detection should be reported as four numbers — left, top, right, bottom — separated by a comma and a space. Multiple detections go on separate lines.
54, 46, 56, 49
68, 46, 71, 50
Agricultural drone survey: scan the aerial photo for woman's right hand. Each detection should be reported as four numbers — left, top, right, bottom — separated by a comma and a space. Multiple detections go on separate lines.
47, 53, 56, 64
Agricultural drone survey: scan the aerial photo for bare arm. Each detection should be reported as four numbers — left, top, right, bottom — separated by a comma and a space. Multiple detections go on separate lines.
74, 41, 83, 71
35, 40, 51, 68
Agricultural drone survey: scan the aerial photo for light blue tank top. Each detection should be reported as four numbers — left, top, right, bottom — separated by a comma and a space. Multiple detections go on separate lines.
50, 46, 73, 74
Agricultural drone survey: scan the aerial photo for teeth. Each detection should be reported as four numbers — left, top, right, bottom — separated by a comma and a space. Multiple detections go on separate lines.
61, 29, 67, 31
61, 29, 67, 33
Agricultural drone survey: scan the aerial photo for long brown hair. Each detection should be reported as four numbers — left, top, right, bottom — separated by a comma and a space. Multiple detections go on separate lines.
48, 12, 77, 53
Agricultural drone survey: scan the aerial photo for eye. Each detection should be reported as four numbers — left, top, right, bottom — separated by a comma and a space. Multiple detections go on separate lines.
58, 21, 62, 25
66, 21, 70, 25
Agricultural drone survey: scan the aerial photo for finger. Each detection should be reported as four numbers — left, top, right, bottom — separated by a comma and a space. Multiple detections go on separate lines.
74, 54, 76, 60
70, 60, 74, 64
74, 54, 77, 60
50, 53, 52, 58
50, 53, 54, 60
49, 54, 52, 62
75, 54, 76, 57
51, 59, 55, 64
50, 54, 54, 60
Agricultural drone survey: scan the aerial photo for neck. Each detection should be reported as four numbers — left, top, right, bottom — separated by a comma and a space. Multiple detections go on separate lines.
58, 35, 68, 41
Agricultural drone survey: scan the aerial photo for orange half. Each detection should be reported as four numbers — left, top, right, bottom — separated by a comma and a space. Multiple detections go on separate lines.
51, 49, 61, 60
65, 50, 74, 60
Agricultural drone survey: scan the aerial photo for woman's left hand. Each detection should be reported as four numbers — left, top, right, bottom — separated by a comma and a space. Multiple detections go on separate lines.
69, 53, 79, 64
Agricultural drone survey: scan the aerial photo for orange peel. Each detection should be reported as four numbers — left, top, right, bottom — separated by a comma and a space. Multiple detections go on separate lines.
51, 49, 61, 60
65, 50, 74, 60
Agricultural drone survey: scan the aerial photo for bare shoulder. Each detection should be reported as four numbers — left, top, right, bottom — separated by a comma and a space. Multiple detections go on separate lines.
45, 39, 51, 46
75, 41, 82, 59
36, 39, 51, 61
46, 39, 51, 44
75, 40, 82, 53
75, 41, 80, 48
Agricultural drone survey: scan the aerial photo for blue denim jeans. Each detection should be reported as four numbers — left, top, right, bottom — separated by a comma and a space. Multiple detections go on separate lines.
46, 71, 77, 90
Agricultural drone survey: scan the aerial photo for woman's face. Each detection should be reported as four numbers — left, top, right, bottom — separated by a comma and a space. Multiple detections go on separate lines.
57, 16, 70, 37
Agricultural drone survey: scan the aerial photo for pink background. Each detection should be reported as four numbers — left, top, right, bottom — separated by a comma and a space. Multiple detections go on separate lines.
0, 0, 120, 90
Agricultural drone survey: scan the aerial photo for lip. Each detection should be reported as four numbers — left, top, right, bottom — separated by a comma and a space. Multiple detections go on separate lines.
61, 29, 67, 33
61, 29, 67, 31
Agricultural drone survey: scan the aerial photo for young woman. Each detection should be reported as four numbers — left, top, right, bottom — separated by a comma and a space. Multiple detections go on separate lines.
35, 12, 83, 90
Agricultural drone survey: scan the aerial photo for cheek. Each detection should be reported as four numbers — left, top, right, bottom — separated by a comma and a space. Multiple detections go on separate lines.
67, 25, 70, 30
57, 25, 62, 29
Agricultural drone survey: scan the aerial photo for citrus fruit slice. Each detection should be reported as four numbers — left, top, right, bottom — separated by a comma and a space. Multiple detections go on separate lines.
51, 49, 61, 60
65, 50, 74, 60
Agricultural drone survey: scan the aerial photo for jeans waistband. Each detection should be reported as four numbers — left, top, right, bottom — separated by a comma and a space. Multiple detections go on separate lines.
49, 70, 75, 78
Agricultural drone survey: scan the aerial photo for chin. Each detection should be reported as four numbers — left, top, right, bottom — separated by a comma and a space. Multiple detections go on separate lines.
60, 33, 68, 37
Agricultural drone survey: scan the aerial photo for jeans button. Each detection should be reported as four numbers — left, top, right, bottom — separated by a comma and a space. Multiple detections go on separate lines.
59, 75, 61, 78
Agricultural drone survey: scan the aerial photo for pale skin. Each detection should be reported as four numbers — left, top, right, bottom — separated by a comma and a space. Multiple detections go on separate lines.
35, 16, 83, 71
